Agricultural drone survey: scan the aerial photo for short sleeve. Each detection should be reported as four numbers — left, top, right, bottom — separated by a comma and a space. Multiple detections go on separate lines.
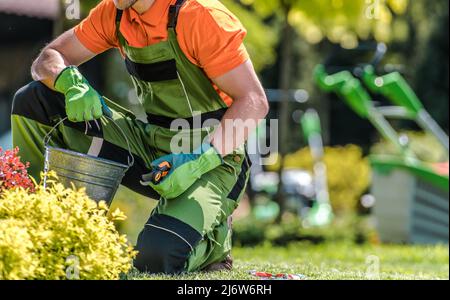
73, 0, 118, 54
178, 3, 249, 78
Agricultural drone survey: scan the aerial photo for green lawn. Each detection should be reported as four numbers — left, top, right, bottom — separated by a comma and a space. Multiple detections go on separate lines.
111, 188, 448, 280
127, 242, 449, 280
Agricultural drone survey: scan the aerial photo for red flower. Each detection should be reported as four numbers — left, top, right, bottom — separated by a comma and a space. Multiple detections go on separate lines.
0, 147, 35, 193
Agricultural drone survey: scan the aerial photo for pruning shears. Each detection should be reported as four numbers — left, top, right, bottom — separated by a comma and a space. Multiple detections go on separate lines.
145, 161, 172, 185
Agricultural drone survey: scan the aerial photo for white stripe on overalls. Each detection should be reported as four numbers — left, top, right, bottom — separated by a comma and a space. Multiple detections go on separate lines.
88, 137, 104, 157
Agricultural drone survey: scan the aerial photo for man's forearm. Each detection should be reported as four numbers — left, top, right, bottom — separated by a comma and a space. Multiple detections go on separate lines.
210, 92, 269, 156
31, 29, 96, 90
31, 48, 68, 89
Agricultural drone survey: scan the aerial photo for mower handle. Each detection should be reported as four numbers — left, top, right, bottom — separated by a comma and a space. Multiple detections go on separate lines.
322, 43, 387, 76
314, 65, 373, 118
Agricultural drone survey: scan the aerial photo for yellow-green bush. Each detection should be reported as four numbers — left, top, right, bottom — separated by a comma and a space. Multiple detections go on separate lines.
0, 219, 39, 279
371, 130, 448, 163
0, 174, 136, 280
267, 145, 371, 213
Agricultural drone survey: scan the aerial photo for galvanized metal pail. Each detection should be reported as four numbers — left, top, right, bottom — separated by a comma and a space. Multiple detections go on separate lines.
43, 117, 134, 206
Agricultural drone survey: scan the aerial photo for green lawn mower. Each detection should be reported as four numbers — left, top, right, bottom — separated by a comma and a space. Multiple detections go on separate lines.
300, 109, 333, 227
248, 110, 333, 227
314, 43, 449, 244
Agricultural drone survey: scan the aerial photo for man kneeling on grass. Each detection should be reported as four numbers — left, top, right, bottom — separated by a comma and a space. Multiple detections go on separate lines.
11, 0, 268, 274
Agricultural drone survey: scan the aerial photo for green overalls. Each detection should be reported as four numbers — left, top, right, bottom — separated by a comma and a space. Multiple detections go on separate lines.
11, 0, 250, 274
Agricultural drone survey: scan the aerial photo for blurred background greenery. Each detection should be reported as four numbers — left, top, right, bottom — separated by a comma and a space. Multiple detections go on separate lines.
0, 0, 448, 247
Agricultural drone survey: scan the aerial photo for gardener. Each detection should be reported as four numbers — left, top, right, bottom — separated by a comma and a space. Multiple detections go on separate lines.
11, 0, 268, 274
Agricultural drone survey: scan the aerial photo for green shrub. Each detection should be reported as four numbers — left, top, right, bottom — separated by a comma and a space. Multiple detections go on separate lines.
232, 218, 267, 247
232, 213, 377, 247
0, 173, 136, 280
0, 219, 38, 279
371, 130, 448, 163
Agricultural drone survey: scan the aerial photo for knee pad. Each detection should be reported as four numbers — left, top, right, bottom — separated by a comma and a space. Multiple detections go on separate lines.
134, 214, 202, 274
12, 81, 65, 126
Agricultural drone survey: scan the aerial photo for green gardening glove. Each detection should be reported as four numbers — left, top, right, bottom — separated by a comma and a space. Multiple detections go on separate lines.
141, 143, 223, 199
54, 66, 111, 122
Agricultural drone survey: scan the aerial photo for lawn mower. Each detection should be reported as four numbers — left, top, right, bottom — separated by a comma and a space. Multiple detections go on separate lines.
300, 109, 333, 227
247, 109, 333, 227
314, 43, 449, 244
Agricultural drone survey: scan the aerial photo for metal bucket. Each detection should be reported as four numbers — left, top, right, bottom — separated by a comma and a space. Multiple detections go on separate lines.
43, 117, 134, 206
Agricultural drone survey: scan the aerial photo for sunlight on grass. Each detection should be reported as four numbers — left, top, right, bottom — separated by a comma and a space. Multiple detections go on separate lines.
126, 242, 449, 280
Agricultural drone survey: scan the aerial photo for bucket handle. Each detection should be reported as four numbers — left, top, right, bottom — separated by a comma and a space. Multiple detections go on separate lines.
43, 116, 135, 168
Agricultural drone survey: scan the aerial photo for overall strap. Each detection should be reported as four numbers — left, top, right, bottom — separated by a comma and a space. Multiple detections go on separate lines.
115, 9, 123, 37
168, 0, 187, 30
115, 9, 127, 56
116, 1, 185, 37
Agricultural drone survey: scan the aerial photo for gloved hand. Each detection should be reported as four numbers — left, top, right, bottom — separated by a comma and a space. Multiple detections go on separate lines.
142, 143, 223, 199
54, 66, 112, 122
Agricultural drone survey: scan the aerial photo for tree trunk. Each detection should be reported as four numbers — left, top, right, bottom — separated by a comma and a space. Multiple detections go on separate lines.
275, 8, 294, 223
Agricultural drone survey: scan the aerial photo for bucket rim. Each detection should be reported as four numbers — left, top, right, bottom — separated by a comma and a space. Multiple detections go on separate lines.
45, 146, 129, 169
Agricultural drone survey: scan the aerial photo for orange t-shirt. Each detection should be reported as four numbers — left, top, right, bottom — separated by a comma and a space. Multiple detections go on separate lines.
74, 0, 249, 107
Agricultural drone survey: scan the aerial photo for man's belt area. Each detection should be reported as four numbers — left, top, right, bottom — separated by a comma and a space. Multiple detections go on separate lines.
146, 108, 228, 129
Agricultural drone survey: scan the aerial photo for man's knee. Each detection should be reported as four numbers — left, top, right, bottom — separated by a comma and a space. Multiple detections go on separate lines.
12, 81, 64, 125
134, 214, 202, 274
12, 82, 45, 115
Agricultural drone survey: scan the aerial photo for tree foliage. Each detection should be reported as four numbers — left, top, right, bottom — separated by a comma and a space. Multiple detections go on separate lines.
240, 0, 408, 48
222, 0, 277, 71
410, 0, 449, 130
